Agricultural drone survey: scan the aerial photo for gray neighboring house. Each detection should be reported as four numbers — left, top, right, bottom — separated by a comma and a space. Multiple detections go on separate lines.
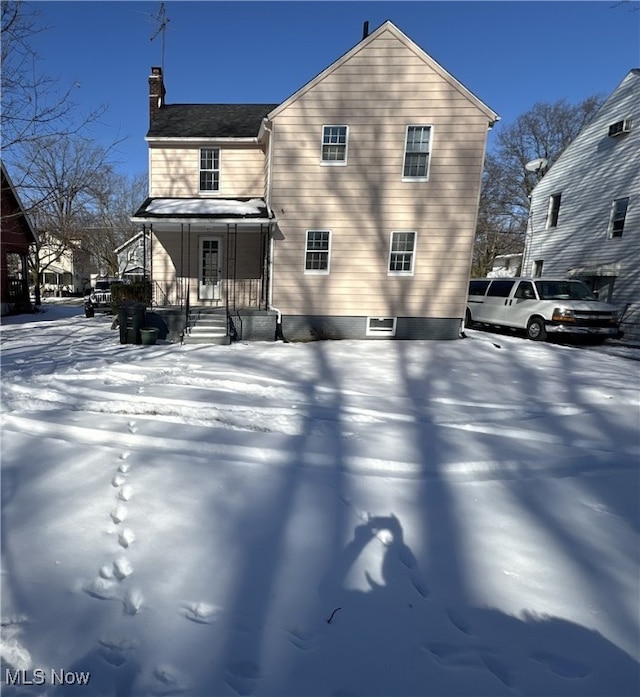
115, 231, 151, 281
522, 69, 639, 341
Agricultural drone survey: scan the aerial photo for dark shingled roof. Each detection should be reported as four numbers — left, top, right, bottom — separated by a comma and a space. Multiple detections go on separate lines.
147, 104, 279, 138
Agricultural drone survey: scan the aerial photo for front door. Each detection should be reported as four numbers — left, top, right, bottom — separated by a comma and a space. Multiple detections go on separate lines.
199, 237, 222, 301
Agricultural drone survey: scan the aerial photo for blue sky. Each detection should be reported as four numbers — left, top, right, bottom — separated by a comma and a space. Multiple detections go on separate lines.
28, 1, 640, 179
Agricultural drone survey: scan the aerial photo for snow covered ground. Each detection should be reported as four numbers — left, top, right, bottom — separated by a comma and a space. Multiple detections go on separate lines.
1, 303, 639, 697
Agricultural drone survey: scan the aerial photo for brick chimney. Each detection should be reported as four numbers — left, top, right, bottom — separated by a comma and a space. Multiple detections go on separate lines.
149, 66, 166, 124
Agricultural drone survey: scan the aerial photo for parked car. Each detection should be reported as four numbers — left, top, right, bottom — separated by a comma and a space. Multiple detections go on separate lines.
466, 277, 623, 342
84, 279, 122, 316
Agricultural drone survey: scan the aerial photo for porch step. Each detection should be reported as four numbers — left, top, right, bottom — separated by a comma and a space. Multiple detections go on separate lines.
183, 310, 230, 345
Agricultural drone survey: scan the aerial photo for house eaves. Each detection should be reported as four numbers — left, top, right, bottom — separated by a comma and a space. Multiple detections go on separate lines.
146, 137, 260, 145
1, 160, 40, 247
267, 20, 499, 126
114, 230, 145, 254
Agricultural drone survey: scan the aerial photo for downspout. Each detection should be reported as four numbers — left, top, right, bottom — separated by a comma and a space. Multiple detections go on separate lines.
262, 118, 285, 340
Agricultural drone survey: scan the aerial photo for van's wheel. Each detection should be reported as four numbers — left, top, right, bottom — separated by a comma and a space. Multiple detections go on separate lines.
465, 309, 476, 329
526, 317, 547, 341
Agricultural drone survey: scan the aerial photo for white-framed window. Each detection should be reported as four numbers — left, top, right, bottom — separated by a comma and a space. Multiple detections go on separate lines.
388, 231, 416, 275
200, 148, 220, 191
304, 230, 331, 273
402, 125, 431, 180
366, 317, 397, 337
546, 193, 561, 228
609, 197, 629, 238
321, 125, 348, 164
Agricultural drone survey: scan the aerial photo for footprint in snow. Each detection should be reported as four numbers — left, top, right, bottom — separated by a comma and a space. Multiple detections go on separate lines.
118, 528, 135, 548
84, 577, 118, 600
151, 664, 189, 695
119, 451, 131, 460
118, 462, 131, 474
286, 628, 318, 652
127, 421, 138, 434
123, 588, 144, 615
182, 601, 222, 624
111, 504, 127, 524
410, 574, 429, 598
99, 565, 115, 580
113, 557, 133, 580
98, 637, 138, 667
447, 607, 471, 635
530, 650, 590, 678
225, 660, 261, 696
112, 474, 126, 487
425, 642, 473, 667
118, 485, 133, 502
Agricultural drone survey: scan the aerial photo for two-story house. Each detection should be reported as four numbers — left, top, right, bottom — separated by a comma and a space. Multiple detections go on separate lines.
132, 20, 499, 342
522, 69, 639, 342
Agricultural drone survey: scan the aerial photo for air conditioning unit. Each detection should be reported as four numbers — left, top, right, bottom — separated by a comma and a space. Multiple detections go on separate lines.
608, 119, 632, 137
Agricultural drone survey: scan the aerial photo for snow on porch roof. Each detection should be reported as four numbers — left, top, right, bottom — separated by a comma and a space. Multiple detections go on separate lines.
131, 197, 274, 223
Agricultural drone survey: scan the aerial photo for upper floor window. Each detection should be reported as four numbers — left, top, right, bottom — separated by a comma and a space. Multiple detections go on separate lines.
608, 119, 632, 137
388, 231, 416, 275
321, 126, 348, 164
403, 125, 431, 180
546, 193, 561, 228
304, 230, 331, 273
200, 148, 220, 191
609, 197, 629, 238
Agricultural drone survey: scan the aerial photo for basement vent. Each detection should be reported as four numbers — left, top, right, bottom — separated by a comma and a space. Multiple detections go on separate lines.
608, 119, 632, 137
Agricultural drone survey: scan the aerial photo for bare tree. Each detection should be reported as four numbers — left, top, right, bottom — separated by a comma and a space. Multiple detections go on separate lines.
83, 173, 148, 277
20, 137, 115, 303
472, 96, 603, 276
1, 1, 106, 172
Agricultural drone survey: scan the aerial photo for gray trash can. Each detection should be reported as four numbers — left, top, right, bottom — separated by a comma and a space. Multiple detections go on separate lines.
118, 302, 146, 344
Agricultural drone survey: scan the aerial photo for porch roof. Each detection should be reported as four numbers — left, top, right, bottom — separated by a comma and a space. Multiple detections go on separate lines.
131, 197, 274, 225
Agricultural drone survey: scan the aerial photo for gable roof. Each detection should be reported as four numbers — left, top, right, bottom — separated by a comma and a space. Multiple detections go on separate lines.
147, 103, 279, 139
1, 160, 39, 246
529, 68, 639, 196
114, 230, 145, 254
267, 20, 499, 124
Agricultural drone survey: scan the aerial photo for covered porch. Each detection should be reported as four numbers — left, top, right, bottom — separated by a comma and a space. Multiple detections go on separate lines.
131, 197, 278, 342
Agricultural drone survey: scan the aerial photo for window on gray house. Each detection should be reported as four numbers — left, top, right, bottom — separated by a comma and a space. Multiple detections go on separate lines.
609, 197, 629, 238
200, 148, 220, 191
321, 126, 348, 164
546, 193, 561, 228
403, 126, 431, 179
533, 260, 544, 277
304, 230, 331, 273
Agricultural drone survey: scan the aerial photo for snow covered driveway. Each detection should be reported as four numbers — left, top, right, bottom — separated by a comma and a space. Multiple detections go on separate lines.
1, 305, 639, 696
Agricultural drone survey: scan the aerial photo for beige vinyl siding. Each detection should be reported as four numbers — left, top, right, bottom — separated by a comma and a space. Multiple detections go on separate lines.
270, 28, 490, 317
149, 144, 266, 198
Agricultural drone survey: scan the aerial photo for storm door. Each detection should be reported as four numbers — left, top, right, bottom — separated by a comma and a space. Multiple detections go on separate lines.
199, 236, 222, 300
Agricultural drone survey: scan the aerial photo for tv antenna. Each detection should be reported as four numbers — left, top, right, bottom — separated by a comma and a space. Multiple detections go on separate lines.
150, 2, 170, 73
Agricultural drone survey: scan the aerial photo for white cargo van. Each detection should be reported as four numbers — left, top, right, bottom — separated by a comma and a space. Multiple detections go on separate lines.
466, 277, 622, 342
